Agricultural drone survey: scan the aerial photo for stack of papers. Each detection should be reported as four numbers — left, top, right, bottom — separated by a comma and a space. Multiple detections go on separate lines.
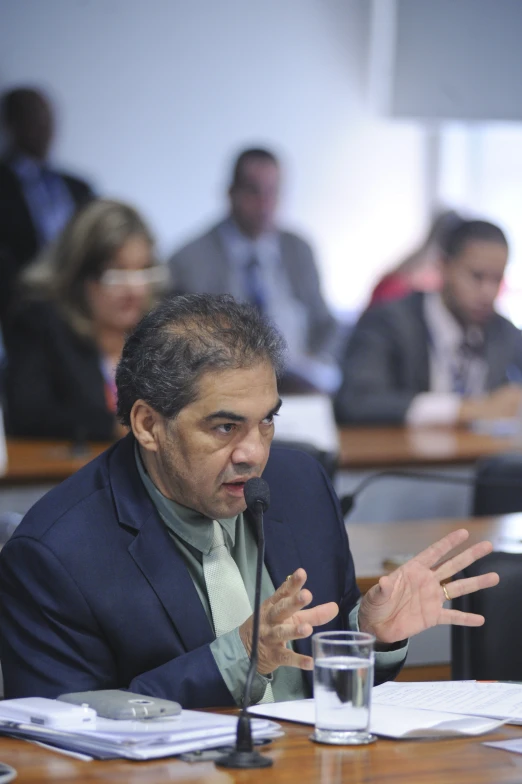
0, 709, 282, 760
372, 681, 522, 724
248, 696, 505, 739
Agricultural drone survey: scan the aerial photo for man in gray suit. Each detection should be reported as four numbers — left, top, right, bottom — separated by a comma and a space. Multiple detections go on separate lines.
168, 148, 340, 394
335, 219, 522, 426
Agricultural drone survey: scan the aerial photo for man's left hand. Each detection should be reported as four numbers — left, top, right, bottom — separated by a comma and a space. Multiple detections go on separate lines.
358, 529, 499, 643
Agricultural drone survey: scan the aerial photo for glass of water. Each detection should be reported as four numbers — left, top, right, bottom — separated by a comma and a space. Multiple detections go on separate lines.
311, 630, 376, 745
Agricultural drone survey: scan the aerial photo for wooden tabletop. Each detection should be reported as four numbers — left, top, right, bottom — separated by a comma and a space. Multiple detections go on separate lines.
0, 719, 520, 783
349, 513, 522, 594
1, 439, 110, 484
339, 426, 520, 469
2, 426, 519, 485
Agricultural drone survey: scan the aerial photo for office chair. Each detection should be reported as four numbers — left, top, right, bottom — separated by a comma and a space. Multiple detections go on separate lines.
451, 550, 522, 680
271, 440, 338, 481
471, 452, 522, 516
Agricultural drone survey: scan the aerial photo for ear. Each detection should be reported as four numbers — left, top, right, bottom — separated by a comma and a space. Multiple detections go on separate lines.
130, 400, 163, 453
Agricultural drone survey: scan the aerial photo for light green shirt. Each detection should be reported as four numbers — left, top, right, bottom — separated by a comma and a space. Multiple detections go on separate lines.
135, 446, 407, 705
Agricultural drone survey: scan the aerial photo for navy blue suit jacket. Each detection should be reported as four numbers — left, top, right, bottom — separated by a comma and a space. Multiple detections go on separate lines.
0, 435, 374, 707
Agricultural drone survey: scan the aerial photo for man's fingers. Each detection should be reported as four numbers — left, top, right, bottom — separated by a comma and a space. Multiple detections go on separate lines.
434, 540, 494, 582
264, 649, 314, 671
444, 571, 499, 600
267, 602, 339, 645
438, 609, 487, 627
268, 587, 313, 625
411, 529, 470, 569
294, 601, 339, 629
267, 569, 308, 608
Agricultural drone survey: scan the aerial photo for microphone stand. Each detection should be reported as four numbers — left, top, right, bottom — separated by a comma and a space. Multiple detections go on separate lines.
216, 499, 273, 769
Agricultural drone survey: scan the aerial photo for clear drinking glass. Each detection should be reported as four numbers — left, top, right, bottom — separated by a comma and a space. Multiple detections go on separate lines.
311, 630, 377, 745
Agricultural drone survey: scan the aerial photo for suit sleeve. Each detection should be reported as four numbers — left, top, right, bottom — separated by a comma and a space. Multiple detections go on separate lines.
0, 536, 234, 708
295, 239, 341, 360
334, 307, 417, 424
4, 303, 115, 440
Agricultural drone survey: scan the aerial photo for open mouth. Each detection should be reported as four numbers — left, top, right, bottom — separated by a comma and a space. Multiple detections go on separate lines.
222, 481, 247, 497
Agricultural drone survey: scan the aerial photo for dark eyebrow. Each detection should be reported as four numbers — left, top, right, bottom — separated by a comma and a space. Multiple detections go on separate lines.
205, 410, 246, 423
205, 398, 282, 424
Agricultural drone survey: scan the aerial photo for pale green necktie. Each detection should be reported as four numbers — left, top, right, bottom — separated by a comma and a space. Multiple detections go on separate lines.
203, 520, 274, 704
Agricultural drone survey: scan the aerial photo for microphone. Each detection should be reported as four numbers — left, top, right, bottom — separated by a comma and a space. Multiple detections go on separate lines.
216, 477, 273, 770
244, 477, 271, 513
340, 469, 522, 517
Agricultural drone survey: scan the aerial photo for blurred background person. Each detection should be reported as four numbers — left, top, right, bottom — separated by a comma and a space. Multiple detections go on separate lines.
0, 86, 95, 323
368, 209, 463, 306
168, 147, 342, 394
4, 199, 162, 441
334, 219, 522, 426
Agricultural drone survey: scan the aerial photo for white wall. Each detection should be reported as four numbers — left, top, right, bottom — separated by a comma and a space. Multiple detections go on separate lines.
0, 0, 428, 313
393, 0, 522, 120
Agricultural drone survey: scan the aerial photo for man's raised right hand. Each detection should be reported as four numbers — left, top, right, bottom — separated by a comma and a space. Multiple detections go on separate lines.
238, 568, 339, 675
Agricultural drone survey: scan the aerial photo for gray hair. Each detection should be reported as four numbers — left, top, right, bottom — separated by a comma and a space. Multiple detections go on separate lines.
116, 294, 286, 425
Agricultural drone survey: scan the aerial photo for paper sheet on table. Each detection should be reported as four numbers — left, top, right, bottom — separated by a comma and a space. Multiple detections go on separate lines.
276, 395, 339, 453
247, 699, 504, 739
0, 709, 282, 761
484, 738, 522, 754
373, 681, 522, 724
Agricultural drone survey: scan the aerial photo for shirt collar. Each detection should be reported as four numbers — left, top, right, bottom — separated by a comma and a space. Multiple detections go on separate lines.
220, 216, 279, 267
134, 443, 238, 555
424, 291, 484, 352
9, 153, 45, 181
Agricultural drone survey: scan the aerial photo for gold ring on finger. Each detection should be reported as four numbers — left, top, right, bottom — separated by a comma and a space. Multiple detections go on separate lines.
442, 583, 451, 602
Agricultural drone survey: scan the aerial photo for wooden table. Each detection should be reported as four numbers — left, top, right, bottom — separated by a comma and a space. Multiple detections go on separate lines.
0, 719, 520, 783
2, 426, 518, 486
348, 512, 522, 594
339, 426, 520, 469
1, 439, 110, 485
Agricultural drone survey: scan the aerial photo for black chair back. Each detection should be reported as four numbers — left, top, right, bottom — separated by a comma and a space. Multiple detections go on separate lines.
451, 550, 522, 680
472, 453, 522, 516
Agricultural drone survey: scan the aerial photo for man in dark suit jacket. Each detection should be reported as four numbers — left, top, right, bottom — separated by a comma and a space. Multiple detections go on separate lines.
0, 295, 498, 707
168, 148, 341, 394
0, 87, 94, 320
335, 220, 522, 426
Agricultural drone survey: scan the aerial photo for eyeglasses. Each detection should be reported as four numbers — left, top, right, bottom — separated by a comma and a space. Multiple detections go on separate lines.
98, 266, 170, 288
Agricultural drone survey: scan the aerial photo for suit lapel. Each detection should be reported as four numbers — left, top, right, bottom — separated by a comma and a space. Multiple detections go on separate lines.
128, 512, 215, 652
484, 318, 509, 389
210, 225, 237, 293
109, 437, 215, 652
409, 293, 431, 390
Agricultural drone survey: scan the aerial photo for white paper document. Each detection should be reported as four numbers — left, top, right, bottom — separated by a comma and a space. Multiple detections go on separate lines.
484, 739, 522, 755
372, 681, 522, 724
0, 708, 282, 760
276, 395, 339, 453
247, 698, 504, 739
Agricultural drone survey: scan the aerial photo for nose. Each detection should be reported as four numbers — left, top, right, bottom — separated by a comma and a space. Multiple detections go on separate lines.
480, 277, 501, 305
231, 428, 267, 468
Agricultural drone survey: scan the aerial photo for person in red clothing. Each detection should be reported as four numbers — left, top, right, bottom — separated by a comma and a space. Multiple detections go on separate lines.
369, 209, 462, 306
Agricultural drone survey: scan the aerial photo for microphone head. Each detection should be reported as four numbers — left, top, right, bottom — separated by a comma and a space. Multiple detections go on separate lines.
244, 477, 270, 513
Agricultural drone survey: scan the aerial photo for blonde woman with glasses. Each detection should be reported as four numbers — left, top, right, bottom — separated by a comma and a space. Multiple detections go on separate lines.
4, 199, 167, 441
